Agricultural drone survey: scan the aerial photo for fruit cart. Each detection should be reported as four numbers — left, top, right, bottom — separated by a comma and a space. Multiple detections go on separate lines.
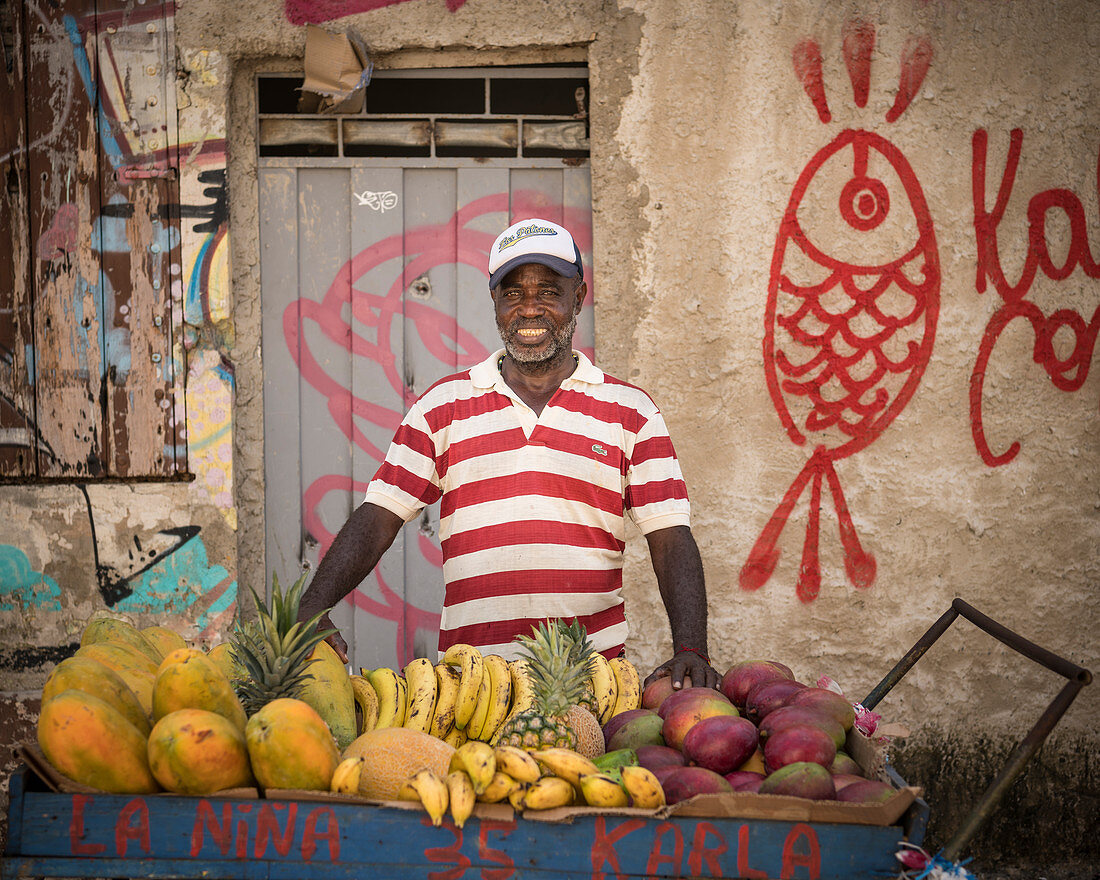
1, 598, 1090, 880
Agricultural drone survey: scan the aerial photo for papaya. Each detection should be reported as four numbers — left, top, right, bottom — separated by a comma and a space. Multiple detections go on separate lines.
75, 642, 158, 716
80, 617, 162, 664
153, 648, 247, 731
42, 655, 151, 736
141, 625, 188, 661
245, 698, 340, 791
207, 641, 243, 684
147, 708, 255, 795
299, 639, 357, 750
37, 689, 160, 793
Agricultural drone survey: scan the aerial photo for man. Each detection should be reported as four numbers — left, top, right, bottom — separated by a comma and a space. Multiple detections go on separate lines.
299, 218, 717, 690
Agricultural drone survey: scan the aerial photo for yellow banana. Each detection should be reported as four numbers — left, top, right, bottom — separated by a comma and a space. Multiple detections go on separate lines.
608, 657, 641, 717
442, 725, 468, 749
349, 674, 380, 734
492, 745, 542, 784
430, 663, 461, 739
330, 756, 365, 794
366, 666, 408, 728
442, 643, 484, 730
531, 748, 600, 789
589, 652, 618, 725
620, 765, 666, 809
397, 768, 449, 826
579, 772, 630, 808
490, 659, 535, 745
448, 740, 496, 795
477, 770, 521, 804
467, 669, 493, 741
402, 657, 438, 734
522, 775, 576, 810
446, 770, 476, 828
507, 782, 530, 810
473, 654, 512, 742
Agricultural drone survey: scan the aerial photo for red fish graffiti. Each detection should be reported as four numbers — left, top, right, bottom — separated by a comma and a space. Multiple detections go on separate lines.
741, 24, 941, 602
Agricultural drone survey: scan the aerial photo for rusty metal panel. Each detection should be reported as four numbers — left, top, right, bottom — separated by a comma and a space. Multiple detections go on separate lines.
0, 0, 38, 476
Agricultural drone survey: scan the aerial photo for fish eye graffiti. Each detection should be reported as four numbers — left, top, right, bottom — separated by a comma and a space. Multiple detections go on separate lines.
742, 22, 940, 602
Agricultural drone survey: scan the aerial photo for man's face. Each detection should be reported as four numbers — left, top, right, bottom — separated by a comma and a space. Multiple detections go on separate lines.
492, 263, 586, 369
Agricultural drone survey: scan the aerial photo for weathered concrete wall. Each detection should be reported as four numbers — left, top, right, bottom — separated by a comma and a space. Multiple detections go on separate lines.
2, 0, 1096, 867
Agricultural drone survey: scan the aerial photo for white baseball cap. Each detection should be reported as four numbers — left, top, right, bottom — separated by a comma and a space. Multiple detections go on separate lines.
487, 218, 583, 289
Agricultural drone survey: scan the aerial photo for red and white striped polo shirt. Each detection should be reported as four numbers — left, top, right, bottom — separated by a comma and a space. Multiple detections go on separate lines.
364, 349, 691, 659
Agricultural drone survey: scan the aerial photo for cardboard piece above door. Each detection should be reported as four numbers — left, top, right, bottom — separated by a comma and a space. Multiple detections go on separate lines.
298, 24, 373, 115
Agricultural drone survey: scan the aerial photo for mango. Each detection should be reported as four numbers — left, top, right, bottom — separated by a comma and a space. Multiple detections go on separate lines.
836, 778, 895, 803
42, 655, 151, 736
153, 648, 247, 731
660, 689, 739, 751
763, 723, 837, 773
759, 761, 836, 800
681, 714, 759, 775
37, 689, 159, 793
720, 660, 795, 708
245, 698, 340, 791
148, 708, 255, 795
660, 766, 733, 805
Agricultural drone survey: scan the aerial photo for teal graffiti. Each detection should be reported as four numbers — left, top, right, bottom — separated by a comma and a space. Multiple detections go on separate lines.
112, 532, 236, 632
0, 545, 63, 611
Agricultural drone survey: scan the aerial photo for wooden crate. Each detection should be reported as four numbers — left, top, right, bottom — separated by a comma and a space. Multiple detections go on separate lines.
2, 764, 924, 880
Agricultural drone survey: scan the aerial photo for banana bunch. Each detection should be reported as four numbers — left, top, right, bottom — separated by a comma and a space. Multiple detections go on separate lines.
584, 653, 643, 726
397, 739, 666, 821
360, 647, 642, 748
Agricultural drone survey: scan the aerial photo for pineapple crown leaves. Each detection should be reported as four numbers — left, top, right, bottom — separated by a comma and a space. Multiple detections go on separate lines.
229, 570, 337, 714
514, 618, 595, 717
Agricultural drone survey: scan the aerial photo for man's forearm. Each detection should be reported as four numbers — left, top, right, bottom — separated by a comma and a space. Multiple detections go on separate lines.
646, 525, 710, 654
300, 501, 405, 616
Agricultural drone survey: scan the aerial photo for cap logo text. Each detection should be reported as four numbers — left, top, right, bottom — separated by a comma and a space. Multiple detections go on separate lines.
497, 224, 558, 251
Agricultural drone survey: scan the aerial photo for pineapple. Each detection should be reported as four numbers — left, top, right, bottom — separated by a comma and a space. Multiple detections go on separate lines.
230, 572, 335, 716
494, 619, 605, 758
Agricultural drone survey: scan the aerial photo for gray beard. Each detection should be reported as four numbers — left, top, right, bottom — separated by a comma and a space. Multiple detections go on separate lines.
497, 311, 578, 373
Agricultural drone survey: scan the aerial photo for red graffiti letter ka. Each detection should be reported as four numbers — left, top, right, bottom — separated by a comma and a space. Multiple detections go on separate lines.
591, 816, 646, 880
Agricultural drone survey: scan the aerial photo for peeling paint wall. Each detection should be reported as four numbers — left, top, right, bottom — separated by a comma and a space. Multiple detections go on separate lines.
1, 0, 1097, 866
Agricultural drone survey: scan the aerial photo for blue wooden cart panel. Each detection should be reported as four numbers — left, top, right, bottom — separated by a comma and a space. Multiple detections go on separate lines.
3, 768, 909, 879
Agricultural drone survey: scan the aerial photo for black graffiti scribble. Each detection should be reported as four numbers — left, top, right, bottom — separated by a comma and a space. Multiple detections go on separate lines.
101, 168, 228, 234
180, 169, 228, 234
80, 484, 200, 605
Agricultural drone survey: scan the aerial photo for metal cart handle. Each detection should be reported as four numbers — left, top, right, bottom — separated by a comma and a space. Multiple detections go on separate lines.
861, 597, 1092, 862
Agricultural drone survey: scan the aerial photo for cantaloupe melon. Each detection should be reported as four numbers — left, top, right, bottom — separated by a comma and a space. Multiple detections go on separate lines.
342, 727, 455, 800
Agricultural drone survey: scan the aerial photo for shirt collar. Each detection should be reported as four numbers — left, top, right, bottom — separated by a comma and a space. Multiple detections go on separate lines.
470, 348, 604, 390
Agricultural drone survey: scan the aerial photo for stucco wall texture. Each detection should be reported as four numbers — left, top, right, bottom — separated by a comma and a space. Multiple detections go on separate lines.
2, 0, 1097, 866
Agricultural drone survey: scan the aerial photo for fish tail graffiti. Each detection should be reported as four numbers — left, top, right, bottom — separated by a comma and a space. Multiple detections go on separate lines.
742, 21, 940, 601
